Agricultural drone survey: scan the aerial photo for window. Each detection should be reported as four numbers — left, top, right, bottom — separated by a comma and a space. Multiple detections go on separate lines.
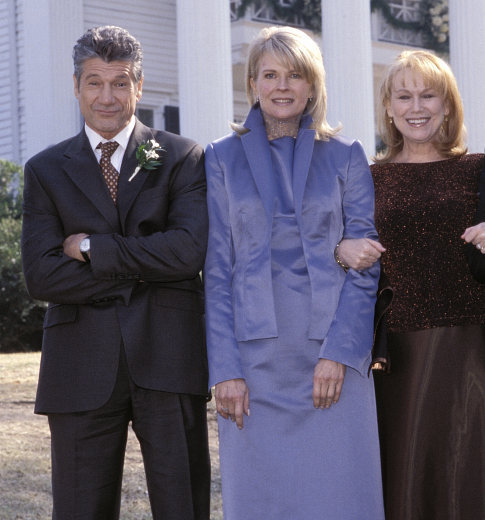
136, 108, 154, 128
164, 106, 180, 135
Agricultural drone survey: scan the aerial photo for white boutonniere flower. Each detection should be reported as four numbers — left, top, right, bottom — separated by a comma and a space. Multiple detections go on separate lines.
128, 139, 164, 182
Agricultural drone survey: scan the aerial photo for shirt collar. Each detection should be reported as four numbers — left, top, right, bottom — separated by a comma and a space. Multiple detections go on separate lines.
243, 104, 313, 133
85, 116, 136, 154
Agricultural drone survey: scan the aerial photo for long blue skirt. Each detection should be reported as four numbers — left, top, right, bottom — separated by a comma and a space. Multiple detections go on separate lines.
218, 139, 384, 520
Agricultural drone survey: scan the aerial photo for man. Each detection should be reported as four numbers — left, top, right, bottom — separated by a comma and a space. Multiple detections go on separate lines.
21, 26, 210, 519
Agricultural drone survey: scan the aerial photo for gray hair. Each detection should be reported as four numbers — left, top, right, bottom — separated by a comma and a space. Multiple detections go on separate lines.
73, 26, 143, 83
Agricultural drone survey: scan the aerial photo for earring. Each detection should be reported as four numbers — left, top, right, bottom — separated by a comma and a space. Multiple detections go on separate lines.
389, 117, 393, 125
440, 116, 448, 134
308, 97, 313, 102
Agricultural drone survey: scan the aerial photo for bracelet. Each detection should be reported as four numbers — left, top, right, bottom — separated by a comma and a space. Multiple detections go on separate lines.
334, 241, 349, 272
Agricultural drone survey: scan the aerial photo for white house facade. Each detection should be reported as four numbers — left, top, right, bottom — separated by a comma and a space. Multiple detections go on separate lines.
0, 0, 483, 165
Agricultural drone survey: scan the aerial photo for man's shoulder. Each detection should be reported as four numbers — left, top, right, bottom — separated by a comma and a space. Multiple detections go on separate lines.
149, 128, 202, 156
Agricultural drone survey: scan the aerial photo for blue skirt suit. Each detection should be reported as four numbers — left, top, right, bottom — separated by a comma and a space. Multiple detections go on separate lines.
204, 107, 384, 519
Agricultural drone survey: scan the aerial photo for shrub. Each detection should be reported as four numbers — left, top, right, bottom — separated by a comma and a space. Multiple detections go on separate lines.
0, 160, 45, 352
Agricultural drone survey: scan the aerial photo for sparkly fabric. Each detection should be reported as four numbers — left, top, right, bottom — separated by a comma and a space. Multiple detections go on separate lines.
97, 141, 119, 203
372, 154, 485, 333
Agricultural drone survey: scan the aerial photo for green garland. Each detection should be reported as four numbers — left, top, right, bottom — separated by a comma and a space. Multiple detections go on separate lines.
371, 0, 449, 53
235, 0, 448, 54
236, 0, 322, 32
370, 0, 422, 31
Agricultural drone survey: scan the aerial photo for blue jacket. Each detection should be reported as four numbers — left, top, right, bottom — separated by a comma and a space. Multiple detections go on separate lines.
204, 106, 379, 387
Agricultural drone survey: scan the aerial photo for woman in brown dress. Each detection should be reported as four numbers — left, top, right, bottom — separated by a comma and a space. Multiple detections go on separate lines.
338, 50, 485, 519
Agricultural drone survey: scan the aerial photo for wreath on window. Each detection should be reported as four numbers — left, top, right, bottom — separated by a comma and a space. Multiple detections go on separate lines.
235, 0, 448, 54
371, 0, 449, 53
235, 0, 322, 32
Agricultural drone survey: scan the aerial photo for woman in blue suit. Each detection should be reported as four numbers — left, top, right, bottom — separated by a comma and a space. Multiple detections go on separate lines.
204, 26, 384, 519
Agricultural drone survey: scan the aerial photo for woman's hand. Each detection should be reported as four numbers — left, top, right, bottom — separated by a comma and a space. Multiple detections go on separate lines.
462, 223, 485, 254
313, 359, 346, 409
215, 378, 250, 429
337, 238, 385, 271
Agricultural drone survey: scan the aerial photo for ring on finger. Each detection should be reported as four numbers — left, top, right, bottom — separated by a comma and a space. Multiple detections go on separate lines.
477, 244, 482, 250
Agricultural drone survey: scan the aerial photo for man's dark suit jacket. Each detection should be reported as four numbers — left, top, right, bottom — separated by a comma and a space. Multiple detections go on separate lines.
21, 119, 209, 414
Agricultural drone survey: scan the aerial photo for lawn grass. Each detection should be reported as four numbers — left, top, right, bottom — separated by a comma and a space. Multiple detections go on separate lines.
0, 352, 222, 519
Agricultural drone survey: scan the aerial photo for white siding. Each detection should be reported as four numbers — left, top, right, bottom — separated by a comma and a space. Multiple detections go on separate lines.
83, 0, 178, 97
18, 0, 82, 161
0, 0, 20, 162
16, 0, 25, 163
81, 0, 179, 131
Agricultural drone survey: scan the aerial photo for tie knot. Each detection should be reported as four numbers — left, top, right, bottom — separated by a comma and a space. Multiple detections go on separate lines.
97, 141, 119, 158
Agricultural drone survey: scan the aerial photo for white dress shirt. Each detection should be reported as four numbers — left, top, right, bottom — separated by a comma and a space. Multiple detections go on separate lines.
84, 116, 136, 172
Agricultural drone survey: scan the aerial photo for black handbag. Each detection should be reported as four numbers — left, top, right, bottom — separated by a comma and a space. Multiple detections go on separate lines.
369, 270, 394, 375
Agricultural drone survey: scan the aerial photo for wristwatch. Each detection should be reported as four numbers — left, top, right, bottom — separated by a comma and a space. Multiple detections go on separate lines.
79, 237, 91, 263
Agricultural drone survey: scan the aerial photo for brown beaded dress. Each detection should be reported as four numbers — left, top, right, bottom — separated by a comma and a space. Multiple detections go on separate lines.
372, 154, 485, 520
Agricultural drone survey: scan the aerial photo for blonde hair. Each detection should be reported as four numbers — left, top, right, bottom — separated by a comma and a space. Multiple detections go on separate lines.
374, 50, 467, 163
235, 26, 339, 140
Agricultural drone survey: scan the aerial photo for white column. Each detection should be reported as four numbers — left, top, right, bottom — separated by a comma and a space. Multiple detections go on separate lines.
321, 0, 375, 159
4, 0, 20, 162
449, 0, 485, 153
21, 0, 83, 161
176, 0, 233, 147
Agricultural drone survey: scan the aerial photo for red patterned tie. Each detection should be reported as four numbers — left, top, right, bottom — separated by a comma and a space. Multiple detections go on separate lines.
97, 141, 120, 203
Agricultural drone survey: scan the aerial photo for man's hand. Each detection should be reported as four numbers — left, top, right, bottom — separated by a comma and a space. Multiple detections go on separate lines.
63, 233, 89, 262
462, 223, 485, 254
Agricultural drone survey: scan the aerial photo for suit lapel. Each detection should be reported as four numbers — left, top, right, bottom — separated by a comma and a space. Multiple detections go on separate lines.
116, 120, 154, 230
293, 127, 315, 219
241, 107, 316, 221
241, 113, 275, 219
62, 131, 120, 230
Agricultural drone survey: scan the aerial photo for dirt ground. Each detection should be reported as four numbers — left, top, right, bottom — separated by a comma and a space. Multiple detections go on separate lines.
0, 352, 222, 519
